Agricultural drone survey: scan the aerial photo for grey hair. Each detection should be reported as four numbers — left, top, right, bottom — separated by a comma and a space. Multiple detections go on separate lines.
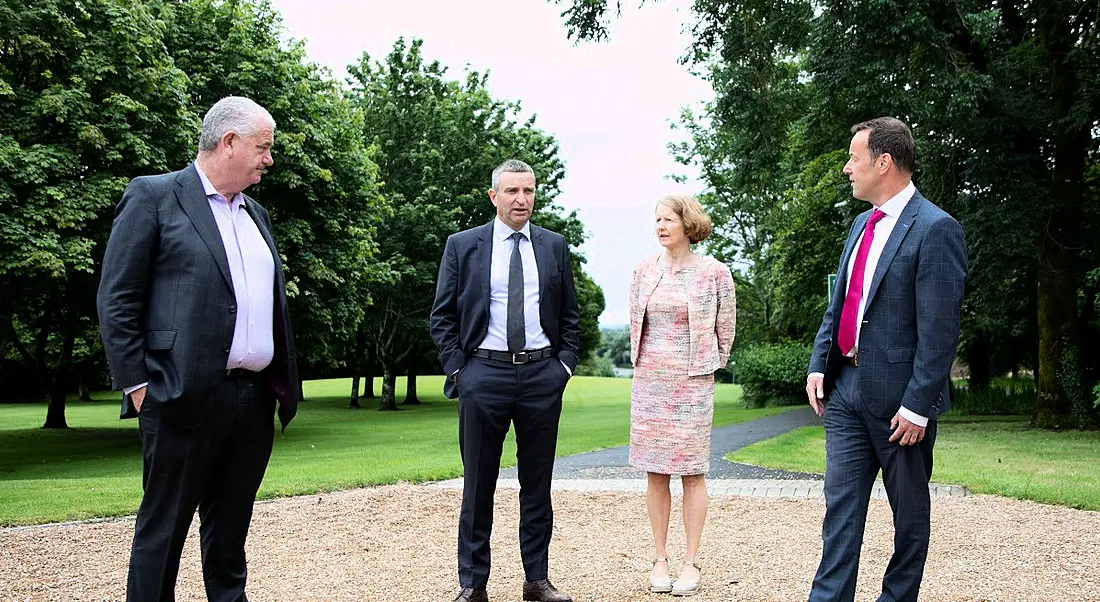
491, 159, 535, 190
197, 96, 275, 152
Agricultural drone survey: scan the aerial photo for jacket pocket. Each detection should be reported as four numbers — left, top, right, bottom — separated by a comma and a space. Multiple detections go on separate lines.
886, 347, 915, 364
145, 330, 178, 350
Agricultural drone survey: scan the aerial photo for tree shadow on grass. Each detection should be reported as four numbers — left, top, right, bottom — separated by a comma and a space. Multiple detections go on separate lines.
0, 427, 142, 479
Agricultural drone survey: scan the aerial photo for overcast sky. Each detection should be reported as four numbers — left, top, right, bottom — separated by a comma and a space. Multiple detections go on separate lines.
269, 0, 714, 326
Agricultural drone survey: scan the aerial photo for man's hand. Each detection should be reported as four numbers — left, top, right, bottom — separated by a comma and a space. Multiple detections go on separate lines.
889, 413, 926, 446
805, 375, 824, 416
131, 386, 147, 413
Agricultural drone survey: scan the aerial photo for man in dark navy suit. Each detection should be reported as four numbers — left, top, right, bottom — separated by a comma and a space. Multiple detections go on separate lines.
430, 159, 580, 602
805, 117, 967, 602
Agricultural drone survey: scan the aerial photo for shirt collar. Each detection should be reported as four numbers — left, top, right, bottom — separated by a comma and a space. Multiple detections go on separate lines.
194, 162, 243, 207
877, 181, 916, 219
493, 217, 532, 242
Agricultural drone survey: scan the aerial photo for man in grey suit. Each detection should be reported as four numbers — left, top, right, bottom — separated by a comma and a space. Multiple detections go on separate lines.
97, 96, 299, 602
804, 117, 967, 602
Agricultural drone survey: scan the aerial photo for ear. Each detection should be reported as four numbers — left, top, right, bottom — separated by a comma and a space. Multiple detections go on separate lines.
220, 130, 237, 154
877, 153, 894, 174
487, 188, 497, 204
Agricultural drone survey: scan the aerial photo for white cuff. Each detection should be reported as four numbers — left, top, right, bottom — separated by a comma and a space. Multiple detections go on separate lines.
807, 372, 824, 381
124, 382, 148, 395
560, 359, 572, 376
898, 406, 929, 427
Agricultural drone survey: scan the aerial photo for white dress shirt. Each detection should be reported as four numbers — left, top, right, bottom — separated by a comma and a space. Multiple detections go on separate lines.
481, 218, 550, 351
196, 164, 276, 373
471, 218, 570, 375
123, 165, 276, 396
811, 181, 927, 427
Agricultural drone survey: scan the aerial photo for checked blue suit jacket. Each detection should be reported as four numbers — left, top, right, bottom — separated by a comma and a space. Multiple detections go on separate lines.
808, 190, 967, 420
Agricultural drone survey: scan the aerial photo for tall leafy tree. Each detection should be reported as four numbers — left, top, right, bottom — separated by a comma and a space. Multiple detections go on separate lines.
552, 0, 1100, 427
154, 0, 387, 378
0, 0, 195, 426
347, 38, 602, 409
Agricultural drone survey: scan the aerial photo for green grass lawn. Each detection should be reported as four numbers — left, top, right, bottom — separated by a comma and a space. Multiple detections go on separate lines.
728, 416, 1100, 511
0, 376, 789, 526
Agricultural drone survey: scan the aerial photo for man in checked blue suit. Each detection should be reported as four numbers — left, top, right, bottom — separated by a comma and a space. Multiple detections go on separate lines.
804, 117, 967, 602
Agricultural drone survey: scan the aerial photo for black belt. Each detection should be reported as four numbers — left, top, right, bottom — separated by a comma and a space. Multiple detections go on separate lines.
472, 347, 556, 365
226, 367, 261, 378
842, 353, 859, 368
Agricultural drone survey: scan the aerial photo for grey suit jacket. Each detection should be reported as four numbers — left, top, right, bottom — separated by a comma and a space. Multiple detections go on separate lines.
808, 190, 967, 420
429, 220, 582, 399
96, 164, 299, 429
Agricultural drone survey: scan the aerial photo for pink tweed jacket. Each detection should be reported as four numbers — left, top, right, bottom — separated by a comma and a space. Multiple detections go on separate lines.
629, 254, 737, 376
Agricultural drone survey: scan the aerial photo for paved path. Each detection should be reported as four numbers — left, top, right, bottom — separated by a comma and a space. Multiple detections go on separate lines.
502, 406, 824, 480
441, 407, 969, 499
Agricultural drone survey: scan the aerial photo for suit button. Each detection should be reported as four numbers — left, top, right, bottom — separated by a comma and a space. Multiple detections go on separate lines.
222, 345, 230, 353
229, 305, 237, 314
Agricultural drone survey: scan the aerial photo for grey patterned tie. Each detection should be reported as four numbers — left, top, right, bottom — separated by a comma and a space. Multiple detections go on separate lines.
507, 232, 526, 353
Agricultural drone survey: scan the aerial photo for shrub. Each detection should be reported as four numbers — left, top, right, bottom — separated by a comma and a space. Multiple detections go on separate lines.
733, 343, 813, 408
575, 354, 618, 378
950, 381, 1036, 416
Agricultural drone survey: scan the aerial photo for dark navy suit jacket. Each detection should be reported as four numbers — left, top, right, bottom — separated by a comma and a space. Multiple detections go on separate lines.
429, 220, 581, 399
808, 191, 967, 420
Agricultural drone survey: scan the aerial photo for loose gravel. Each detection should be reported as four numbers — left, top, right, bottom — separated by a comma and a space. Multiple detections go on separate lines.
2, 484, 1097, 601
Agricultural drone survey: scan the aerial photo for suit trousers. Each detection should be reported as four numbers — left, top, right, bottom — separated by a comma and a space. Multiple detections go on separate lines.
127, 373, 276, 602
809, 364, 937, 602
455, 355, 569, 589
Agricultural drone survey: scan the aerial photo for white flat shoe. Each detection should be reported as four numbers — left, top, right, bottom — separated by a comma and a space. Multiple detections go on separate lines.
649, 557, 672, 594
671, 561, 701, 596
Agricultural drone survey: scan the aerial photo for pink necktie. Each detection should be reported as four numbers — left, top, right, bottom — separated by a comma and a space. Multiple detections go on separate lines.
838, 209, 886, 355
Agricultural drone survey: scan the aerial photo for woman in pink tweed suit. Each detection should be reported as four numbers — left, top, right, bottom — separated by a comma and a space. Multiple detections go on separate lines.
628, 194, 736, 596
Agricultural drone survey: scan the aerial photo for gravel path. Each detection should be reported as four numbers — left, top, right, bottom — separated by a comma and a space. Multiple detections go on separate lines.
3, 484, 1097, 601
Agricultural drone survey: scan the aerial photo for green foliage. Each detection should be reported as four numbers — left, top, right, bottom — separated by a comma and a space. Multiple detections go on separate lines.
733, 342, 812, 408
574, 354, 617, 378
0, 0, 196, 424
345, 38, 603, 408
950, 382, 1035, 417
154, 0, 386, 370
596, 326, 631, 367
551, 0, 1100, 427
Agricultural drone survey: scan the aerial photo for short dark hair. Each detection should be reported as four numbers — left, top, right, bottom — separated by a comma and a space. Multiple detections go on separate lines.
851, 117, 915, 174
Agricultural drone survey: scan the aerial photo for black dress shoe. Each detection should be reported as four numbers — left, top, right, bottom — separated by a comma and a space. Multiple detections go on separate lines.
453, 587, 488, 602
522, 579, 572, 602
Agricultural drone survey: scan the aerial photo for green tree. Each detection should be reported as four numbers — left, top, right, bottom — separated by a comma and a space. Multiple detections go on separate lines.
347, 38, 603, 409
155, 0, 387, 381
551, 0, 1100, 428
0, 0, 195, 426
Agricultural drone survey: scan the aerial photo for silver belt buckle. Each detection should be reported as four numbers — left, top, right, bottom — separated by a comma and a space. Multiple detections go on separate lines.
512, 351, 529, 364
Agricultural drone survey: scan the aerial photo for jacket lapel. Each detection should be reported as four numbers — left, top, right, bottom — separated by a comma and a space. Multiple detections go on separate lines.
531, 224, 550, 302
476, 221, 494, 319
242, 197, 280, 272
175, 164, 234, 295
864, 192, 924, 310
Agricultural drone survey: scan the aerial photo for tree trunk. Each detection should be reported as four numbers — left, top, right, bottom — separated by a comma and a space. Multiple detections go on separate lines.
43, 380, 68, 428
364, 366, 376, 398
402, 366, 421, 405
349, 374, 361, 408
42, 306, 73, 429
78, 376, 92, 402
965, 331, 992, 391
1032, 7, 1087, 429
378, 365, 399, 411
